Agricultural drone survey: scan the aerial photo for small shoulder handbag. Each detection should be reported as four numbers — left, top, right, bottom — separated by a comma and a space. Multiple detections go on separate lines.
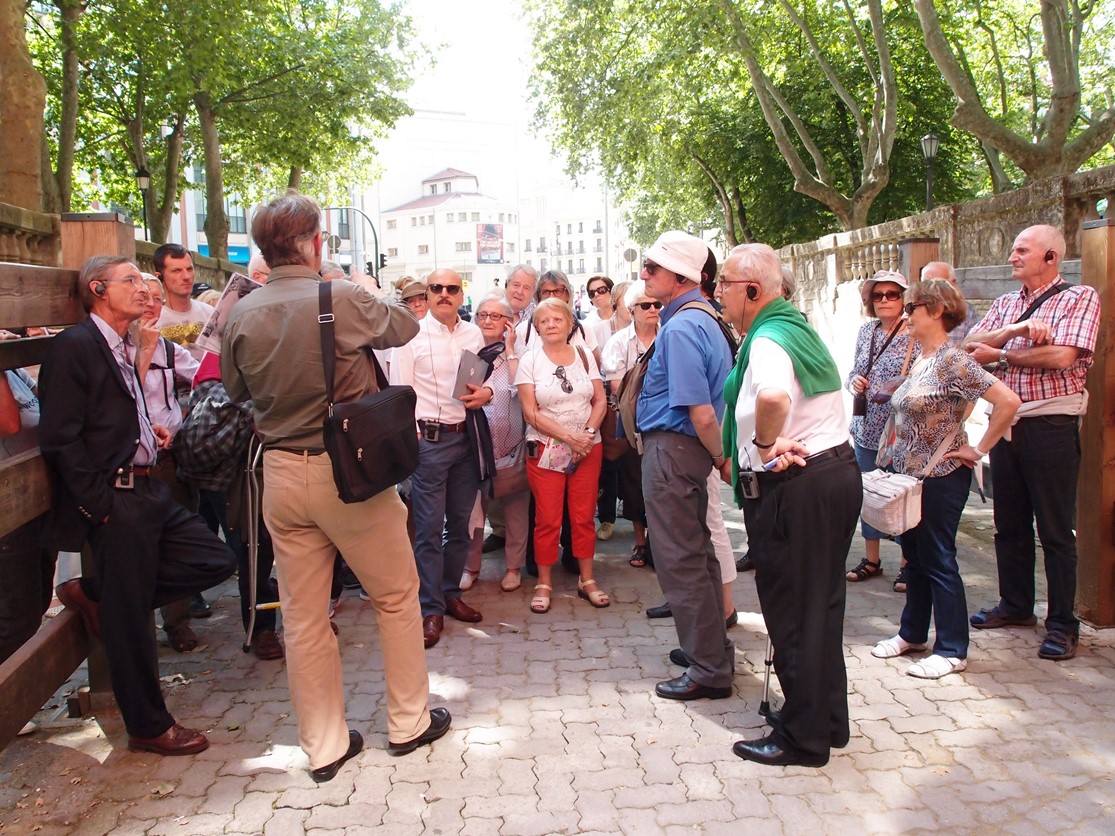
860, 428, 958, 537
318, 282, 419, 503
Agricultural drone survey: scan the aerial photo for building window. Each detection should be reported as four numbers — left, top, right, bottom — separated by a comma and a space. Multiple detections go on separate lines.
538, 237, 546, 252
595, 238, 602, 252
428, 215, 434, 225
566, 242, 572, 254
455, 241, 471, 252
446, 213, 454, 223
499, 212, 505, 222
524, 239, 532, 253
578, 258, 584, 272
388, 247, 399, 257
411, 217, 417, 227
459, 271, 472, 281
227, 200, 246, 235
195, 194, 207, 232
567, 224, 572, 234
567, 259, 573, 273
418, 244, 429, 255
507, 242, 515, 253
540, 258, 548, 271
458, 212, 467, 222
444, 183, 452, 193
578, 222, 583, 233
594, 219, 603, 233
387, 219, 397, 230
578, 242, 585, 253
471, 212, 480, 222
596, 257, 603, 271
336, 209, 350, 240
420, 216, 426, 225
526, 259, 533, 267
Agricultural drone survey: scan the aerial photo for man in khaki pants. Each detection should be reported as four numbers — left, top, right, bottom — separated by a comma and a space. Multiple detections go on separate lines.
222, 193, 451, 782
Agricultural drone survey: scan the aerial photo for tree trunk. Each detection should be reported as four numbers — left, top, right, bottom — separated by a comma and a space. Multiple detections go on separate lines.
691, 153, 738, 247
54, 0, 83, 213
287, 166, 302, 191
194, 91, 229, 259
150, 116, 186, 244
0, 0, 47, 211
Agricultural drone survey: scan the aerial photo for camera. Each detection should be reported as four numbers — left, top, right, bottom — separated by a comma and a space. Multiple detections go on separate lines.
526, 439, 541, 458
422, 422, 441, 443
852, 392, 868, 417
740, 469, 760, 500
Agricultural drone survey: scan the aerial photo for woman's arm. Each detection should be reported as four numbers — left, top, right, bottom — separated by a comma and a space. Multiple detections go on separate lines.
945, 380, 1021, 466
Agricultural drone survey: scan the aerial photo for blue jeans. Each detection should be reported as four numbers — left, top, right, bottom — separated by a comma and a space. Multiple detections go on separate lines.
989, 415, 1080, 635
853, 443, 886, 541
410, 434, 479, 617
897, 466, 972, 658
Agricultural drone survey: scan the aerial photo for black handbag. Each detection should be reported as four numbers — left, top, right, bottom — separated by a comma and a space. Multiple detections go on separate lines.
318, 282, 419, 503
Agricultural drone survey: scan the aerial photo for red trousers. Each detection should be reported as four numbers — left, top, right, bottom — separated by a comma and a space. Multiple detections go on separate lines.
527, 443, 603, 566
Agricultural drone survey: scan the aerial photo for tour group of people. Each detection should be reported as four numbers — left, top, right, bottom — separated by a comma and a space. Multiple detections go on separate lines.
5, 190, 1095, 779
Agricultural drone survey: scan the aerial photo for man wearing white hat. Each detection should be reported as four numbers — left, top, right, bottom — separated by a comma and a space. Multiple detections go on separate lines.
637, 231, 735, 702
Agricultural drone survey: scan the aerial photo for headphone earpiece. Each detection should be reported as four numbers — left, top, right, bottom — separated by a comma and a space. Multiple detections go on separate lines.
746, 284, 759, 302
93, 282, 106, 297
1044, 250, 1055, 263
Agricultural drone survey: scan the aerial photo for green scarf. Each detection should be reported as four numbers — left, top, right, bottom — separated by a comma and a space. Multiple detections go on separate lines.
722, 297, 841, 505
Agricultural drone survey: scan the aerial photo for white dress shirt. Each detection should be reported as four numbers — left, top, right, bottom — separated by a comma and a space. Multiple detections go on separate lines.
390, 314, 483, 426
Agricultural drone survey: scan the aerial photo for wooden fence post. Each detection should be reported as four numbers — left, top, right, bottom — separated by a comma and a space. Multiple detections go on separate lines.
1077, 217, 1114, 626
898, 237, 940, 281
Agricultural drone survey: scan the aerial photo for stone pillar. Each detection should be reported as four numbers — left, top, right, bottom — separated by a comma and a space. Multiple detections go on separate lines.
1076, 217, 1114, 626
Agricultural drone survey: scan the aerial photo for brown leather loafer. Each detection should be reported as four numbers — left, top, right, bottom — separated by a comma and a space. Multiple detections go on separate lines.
128, 723, 209, 756
56, 579, 101, 641
423, 615, 444, 648
251, 629, 285, 660
445, 597, 482, 623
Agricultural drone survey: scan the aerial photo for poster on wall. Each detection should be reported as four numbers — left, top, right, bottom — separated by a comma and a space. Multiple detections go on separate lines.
477, 223, 503, 264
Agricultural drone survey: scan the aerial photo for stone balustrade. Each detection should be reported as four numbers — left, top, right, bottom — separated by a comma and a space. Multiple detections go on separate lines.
0, 203, 61, 267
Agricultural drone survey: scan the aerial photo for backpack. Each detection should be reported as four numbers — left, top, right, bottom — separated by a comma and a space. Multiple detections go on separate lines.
175, 380, 256, 490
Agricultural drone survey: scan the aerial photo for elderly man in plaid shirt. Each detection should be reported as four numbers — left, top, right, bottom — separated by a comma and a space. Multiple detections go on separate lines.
963, 224, 1100, 661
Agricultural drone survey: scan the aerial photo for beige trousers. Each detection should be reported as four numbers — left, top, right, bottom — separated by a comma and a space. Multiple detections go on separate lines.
263, 450, 430, 768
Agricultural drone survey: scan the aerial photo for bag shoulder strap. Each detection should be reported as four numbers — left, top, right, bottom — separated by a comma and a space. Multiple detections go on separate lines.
1014, 283, 1071, 324
918, 428, 960, 479
575, 345, 590, 373
899, 334, 916, 377
318, 282, 389, 412
866, 319, 904, 376
676, 299, 738, 357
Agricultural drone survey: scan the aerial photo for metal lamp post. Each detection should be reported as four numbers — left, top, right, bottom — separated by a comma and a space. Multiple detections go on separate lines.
920, 132, 940, 211
134, 165, 151, 240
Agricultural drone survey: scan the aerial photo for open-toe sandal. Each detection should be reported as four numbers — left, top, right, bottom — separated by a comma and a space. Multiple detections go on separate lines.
871, 635, 927, 659
629, 544, 650, 568
165, 624, 198, 653
577, 578, 610, 608
530, 584, 552, 614
846, 558, 882, 582
907, 654, 967, 679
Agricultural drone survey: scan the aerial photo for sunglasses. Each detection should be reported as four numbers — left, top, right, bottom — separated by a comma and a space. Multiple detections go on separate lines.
903, 302, 930, 315
475, 311, 508, 322
871, 290, 903, 302
587, 286, 611, 298
642, 259, 662, 275
553, 365, 574, 394
635, 301, 663, 311
428, 283, 462, 295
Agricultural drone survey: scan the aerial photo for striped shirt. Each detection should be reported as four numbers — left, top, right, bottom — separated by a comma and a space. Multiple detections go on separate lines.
972, 277, 1100, 403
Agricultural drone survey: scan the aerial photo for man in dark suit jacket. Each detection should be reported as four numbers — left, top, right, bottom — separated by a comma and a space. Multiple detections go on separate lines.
38, 256, 235, 756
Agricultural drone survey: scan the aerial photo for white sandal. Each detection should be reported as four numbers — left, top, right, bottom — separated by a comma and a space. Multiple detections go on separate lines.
577, 577, 610, 608
501, 570, 521, 592
530, 584, 552, 614
460, 569, 479, 591
871, 635, 927, 659
907, 654, 967, 679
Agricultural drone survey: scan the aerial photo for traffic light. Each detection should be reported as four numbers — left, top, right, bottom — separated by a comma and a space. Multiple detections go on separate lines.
366, 261, 374, 275
379, 253, 387, 270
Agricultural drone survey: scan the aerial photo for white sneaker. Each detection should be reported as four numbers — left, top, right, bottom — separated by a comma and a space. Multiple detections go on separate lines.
328, 597, 340, 618
907, 655, 967, 679
871, 635, 927, 659
18, 721, 37, 736
358, 588, 370, 602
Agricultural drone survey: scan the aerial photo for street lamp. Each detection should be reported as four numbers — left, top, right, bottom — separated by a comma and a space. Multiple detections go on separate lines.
920, 132, 940, 211
134, 165, 151, 240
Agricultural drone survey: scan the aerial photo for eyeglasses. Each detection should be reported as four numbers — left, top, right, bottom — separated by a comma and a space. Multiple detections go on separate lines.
903, 302, 930, 315
871, 290, 903, 302
104, 275, 147, 289
428, 283, 462, 295
587, 286, 611, 298
642, 259, 662, 275
475, 311, 508, 322
553, 365, 574, 394
539, 285, 569, 299
635, 301, 663, 311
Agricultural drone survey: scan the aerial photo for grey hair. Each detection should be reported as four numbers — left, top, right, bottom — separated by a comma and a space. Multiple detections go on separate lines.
623, 279, 649, 311
320, 260, 345, 280
507, 263, 538, 281
780, 265, 797, 301
534, 269, 573, 302
726, 243, 782, 296
476, 293, 514, 317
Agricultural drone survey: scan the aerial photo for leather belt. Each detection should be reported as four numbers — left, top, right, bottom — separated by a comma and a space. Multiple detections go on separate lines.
757, 442, 853, 483
418, 419, 467, 433
803, 443, 852, 465
268, 446, 326, 456
112, 464, 154, 489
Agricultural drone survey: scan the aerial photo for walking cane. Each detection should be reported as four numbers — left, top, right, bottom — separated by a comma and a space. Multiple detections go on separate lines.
758, 635, 775, 717
242, 435, 267, 652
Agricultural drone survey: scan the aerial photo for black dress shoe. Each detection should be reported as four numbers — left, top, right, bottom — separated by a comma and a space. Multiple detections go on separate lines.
655, 672, 732, 701
189, 593, 212, 619
725, 610, 738, 629
389, 707, 452, 756
482, 533, 506, 553
732, 733, 828, 767
311, 730, 363, 782
646, 602, 672, 619
735, 553, 755, 572
669, 648, 691, 667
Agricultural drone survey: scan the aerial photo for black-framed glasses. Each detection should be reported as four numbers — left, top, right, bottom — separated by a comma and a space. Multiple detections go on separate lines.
553, 365, 574, 394
475, 311, 508, 322
872, 290, 903, 302
587, 286, 611, 298
903, 302, 930, 315
539, 285, 569, 299
635, 301, 663, 311
642, 259, 662, 275
428, 283, 462, 295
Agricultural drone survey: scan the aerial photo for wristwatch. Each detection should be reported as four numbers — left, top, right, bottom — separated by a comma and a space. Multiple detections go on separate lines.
585, 426, 598, 438
998, 347, 1009, 370
505, 352, 519, 361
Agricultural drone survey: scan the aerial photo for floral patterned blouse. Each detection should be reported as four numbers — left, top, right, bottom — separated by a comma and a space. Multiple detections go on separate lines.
890, 344, 997, 479
846, 319, 918, 450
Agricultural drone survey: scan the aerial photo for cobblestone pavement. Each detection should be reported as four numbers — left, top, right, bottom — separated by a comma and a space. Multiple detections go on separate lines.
2, 489, 1113, 835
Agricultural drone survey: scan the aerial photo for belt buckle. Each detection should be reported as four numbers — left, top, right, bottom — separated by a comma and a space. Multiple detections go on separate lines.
114, 466, 135, 490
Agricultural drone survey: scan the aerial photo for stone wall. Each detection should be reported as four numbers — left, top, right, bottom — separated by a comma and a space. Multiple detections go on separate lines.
0, 202, 61, 267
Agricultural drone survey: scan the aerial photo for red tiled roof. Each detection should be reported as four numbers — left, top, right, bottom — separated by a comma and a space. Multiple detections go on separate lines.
383, 192, 490, 212
424, 167, 475, 181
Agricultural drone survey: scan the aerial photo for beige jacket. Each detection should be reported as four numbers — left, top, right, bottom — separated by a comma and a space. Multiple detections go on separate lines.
221, 265, 419, 449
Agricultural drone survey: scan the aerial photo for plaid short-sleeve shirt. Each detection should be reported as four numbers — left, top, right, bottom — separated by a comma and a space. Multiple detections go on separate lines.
972, 278, 1100, 403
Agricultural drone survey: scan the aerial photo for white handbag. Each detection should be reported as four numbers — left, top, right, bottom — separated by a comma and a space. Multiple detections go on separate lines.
861, 429, 958, 537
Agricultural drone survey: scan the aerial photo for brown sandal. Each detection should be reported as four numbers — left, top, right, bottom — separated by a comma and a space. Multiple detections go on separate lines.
165, 624, 198, 653
846, 558, 883, 582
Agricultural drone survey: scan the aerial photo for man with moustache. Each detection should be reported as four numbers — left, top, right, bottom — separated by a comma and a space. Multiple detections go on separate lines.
390, 269, 493, 648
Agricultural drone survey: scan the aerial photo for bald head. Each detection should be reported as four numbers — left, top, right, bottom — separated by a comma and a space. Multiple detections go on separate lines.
426, 268, 465, 326
248, 253, 271, 284
921, 261, 956, 285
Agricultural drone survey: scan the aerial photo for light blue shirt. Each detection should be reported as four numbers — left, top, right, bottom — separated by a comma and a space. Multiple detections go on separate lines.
636, 288, 731, 436
90, 313, 159, 466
